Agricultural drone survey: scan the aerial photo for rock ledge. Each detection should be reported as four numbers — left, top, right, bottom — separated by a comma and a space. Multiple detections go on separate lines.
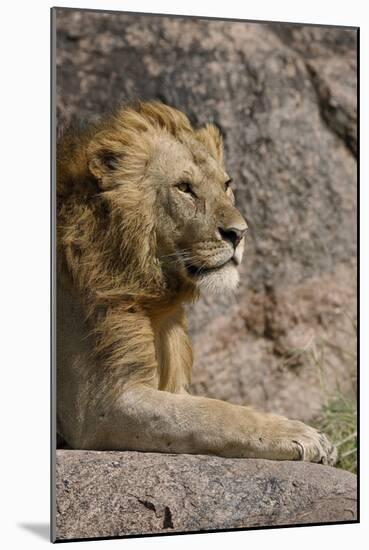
55, 450, 357, 540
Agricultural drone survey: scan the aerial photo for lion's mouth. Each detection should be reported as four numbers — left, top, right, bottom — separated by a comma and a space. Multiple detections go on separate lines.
186, 257, 236, 278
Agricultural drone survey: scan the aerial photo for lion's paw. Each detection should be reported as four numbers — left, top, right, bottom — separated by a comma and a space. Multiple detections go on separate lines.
283, 420, 337, 465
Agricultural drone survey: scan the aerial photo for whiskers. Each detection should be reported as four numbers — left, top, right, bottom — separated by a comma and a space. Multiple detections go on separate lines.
159, 248, 199, 270
159, 247, 232, 275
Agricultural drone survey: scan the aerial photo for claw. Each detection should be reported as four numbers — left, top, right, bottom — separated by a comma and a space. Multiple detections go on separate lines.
292, 440, 305, 461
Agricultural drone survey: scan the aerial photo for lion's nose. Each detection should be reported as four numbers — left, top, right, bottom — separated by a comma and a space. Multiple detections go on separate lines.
218, 225, 247, 249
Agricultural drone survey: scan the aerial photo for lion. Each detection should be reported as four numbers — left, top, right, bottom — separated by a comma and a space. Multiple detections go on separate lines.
56, 101, 337, 464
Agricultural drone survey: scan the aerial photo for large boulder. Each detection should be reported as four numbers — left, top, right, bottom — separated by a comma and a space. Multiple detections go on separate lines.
55, 450, 357, 540
55, 10, 357, 421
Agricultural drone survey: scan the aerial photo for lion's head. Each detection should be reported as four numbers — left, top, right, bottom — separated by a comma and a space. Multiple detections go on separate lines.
59, 102, 247, 302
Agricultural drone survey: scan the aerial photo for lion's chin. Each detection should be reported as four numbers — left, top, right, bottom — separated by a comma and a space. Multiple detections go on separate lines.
195, 262, 240, 294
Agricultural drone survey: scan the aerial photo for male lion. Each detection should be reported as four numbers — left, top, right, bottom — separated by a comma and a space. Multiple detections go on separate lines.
57, 101, 337, 464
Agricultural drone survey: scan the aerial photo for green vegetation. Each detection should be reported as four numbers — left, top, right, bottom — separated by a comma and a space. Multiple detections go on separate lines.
315, 392, 357, 473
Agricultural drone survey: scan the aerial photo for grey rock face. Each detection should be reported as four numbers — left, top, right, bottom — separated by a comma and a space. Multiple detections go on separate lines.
55, 450, 357, 540
55, 10, 357, 419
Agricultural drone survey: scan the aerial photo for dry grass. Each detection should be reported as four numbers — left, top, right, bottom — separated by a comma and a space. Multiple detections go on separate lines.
311, 316, 357, 473
278, 314, 357, 473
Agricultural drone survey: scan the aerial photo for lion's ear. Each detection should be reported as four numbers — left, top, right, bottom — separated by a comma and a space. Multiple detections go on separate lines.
87, 133, 124, 188
195, 124, 224, 165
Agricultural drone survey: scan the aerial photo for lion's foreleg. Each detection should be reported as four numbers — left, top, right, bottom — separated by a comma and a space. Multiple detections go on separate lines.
82, 385, 337, 464
71, 308, 336, 464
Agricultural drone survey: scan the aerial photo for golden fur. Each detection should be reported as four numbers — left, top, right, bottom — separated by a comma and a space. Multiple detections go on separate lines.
57, 101, 337, 464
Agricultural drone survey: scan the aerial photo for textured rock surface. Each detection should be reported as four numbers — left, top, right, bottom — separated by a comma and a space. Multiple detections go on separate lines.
55, 10, 357, 420
55, 450, 357, 540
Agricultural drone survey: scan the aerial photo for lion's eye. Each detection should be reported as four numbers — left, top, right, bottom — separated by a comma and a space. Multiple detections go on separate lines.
224, 179, 232, 192
176, 182, 196, 197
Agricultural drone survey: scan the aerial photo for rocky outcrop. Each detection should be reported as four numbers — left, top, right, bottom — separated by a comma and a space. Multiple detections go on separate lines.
55, 9, 357, 421
55, 450, 357, 540
269, 24, 357, 155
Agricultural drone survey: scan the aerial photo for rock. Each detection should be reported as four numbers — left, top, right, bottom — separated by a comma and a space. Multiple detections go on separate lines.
55, 450, 357, 540
55, 9, 357, 421
269, 24, 357, 155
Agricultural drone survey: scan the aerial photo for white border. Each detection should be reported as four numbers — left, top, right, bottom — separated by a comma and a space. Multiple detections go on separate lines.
1, 1, 367, 548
